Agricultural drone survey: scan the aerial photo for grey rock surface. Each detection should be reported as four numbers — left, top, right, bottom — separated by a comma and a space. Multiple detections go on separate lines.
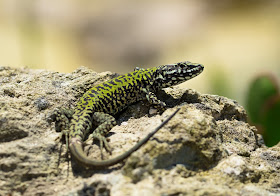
0, 66, 279, 196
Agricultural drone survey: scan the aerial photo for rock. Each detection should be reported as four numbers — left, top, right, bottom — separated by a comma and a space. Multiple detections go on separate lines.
0, 66, 279, 195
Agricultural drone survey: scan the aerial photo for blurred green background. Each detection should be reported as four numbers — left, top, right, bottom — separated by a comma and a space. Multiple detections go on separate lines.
0, 0, 279, 146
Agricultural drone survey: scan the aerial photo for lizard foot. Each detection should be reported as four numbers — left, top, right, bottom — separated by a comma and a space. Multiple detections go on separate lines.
85, 133, 112, 159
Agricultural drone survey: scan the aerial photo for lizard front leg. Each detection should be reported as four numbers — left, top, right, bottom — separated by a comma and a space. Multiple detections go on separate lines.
141, 87, 167, 110
49, 107, 75, 149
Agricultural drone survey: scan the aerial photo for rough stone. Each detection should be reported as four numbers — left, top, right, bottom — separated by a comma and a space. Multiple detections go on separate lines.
0, 66, 279, 196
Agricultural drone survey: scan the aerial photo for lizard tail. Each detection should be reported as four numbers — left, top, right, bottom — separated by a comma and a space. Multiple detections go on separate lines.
69, 108, 180, 168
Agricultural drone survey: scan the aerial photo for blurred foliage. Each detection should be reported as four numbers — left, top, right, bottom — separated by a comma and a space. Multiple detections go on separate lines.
246, 74, 280, 147
246, 75, 278, 124
262, 96, 280, 146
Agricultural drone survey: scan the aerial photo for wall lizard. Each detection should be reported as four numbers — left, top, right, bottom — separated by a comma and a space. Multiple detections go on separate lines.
51, 61, 204, 168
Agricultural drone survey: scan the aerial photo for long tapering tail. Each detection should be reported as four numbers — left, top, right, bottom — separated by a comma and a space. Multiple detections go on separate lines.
69, 108, 180, 168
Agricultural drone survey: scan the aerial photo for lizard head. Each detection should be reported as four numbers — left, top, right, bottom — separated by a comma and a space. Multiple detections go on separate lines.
154, 61, 204, 88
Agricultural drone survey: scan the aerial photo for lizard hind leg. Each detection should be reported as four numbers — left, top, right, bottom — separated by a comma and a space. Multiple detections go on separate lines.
85, 112, 117, 159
